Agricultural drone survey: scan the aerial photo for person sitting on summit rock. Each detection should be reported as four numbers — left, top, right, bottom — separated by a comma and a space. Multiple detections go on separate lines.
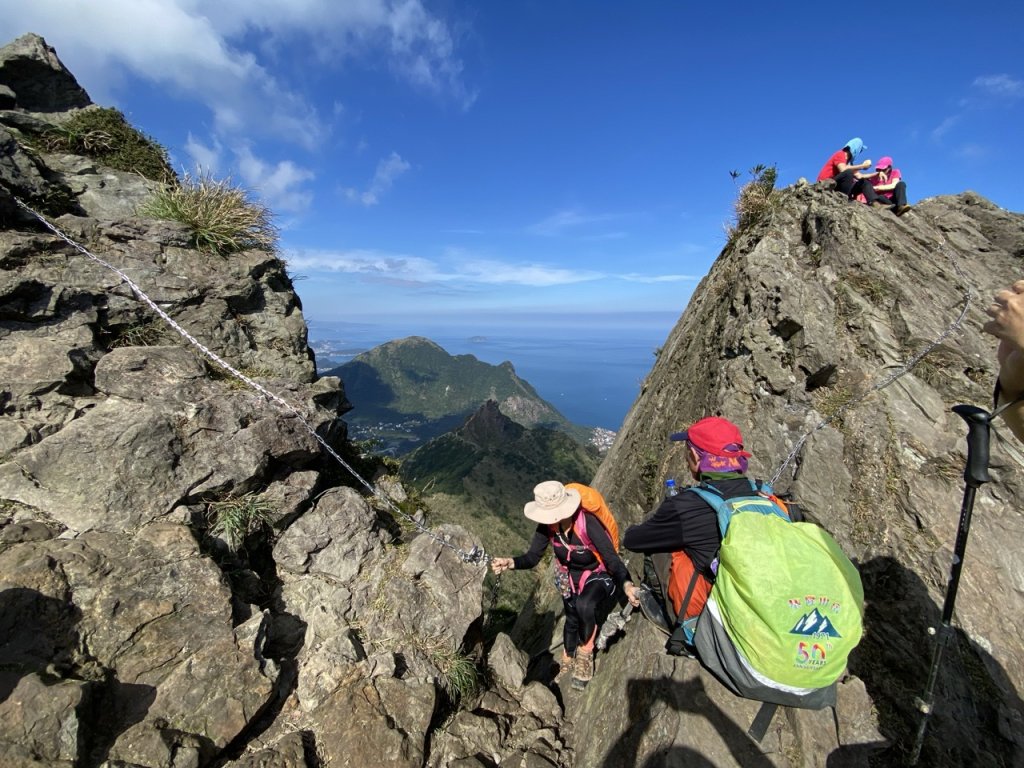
817, 137, 872, 198
856, 156, 912, 216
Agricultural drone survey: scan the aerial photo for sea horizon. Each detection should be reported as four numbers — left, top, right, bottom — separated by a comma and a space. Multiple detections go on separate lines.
307, 313, 678, 431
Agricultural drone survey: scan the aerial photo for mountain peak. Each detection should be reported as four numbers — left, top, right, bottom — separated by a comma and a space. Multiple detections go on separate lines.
458, 399, 525, 447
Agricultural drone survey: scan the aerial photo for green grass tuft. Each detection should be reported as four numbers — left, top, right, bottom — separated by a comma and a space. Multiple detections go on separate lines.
206, 494, 275, 552
39, 107, 175, 182
140, 172, 278, 255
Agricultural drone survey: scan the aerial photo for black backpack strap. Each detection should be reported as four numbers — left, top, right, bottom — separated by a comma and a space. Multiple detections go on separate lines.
746, 701, 778, 742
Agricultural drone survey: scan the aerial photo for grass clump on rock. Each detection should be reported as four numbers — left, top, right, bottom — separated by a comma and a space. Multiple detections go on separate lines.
206, 494, 274, 552
141, 172, 278, 255
727, 163, 779, 242
41, 107, 175, 183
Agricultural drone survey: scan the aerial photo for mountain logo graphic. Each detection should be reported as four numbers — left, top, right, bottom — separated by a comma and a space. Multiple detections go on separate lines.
789, 608, 842, 638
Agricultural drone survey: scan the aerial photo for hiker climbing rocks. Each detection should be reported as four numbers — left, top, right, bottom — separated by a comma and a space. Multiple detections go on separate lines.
984, 279, 1024, 440
855, 155, 913, 215
623, 416, 748, 657
816, 137, 872, 198
491, 481, 639, 689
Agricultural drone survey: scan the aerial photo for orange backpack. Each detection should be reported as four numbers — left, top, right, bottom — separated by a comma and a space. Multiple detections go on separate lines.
563, 482, 619, 560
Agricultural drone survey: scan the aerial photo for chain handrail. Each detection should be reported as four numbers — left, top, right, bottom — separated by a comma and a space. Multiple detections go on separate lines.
769, 235, 973, 488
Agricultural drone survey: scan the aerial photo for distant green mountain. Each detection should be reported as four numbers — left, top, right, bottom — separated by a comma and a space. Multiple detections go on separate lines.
400, 399, 601, 565
329, 336, 594, 454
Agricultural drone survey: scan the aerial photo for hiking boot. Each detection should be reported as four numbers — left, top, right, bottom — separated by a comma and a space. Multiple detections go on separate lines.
552, 650, 573, 683
571, 649, 594, 690
637, 584, 672, 636
896, 204, 913, 216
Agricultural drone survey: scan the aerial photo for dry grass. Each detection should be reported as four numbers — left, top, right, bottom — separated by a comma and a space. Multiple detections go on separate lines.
141, 172, 278, 255
727, 164, 779, 242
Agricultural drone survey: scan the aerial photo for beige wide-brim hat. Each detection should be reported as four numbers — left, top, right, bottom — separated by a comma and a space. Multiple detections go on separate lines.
524, 480, 581, 525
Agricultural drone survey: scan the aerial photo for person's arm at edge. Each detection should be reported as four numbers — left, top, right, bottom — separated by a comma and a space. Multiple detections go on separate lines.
622, 498, 689, 553
984, 280, 1024, 441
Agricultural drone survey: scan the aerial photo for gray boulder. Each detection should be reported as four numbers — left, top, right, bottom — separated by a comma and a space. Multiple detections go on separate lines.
0, 33, 91, 112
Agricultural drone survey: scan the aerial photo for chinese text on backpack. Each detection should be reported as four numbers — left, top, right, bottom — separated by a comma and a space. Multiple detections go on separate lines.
690, 479, 864, 710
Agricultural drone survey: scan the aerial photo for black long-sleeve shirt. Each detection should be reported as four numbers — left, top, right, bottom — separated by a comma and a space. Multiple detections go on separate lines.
622, 475, 755, 573
512, 512, 631, 589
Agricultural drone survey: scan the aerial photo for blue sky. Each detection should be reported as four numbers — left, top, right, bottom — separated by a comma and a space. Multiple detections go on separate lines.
4, 2, 1022, 332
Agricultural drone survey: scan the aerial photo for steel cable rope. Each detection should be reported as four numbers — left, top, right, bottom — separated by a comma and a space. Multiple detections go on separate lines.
769, 229, 973, 489
14, 198, 491, 573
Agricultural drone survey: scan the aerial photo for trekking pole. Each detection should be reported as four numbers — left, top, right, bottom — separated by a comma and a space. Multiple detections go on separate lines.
909, 404, 992, 765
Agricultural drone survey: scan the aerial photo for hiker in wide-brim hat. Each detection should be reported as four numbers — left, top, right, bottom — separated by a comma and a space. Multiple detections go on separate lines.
491, 480, 638, 690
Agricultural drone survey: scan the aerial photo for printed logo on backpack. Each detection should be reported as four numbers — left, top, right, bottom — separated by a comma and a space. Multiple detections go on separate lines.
688, 479, 864, 707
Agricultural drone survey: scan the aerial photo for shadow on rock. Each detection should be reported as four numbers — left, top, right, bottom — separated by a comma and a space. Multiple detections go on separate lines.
0, 586, 83, 701
603, 676, 776, 768
78, 677, 157, 768
0, 587, 158, 768
848, 556, 1023, 766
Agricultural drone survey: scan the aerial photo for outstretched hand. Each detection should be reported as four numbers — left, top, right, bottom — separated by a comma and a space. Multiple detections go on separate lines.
490, 557, 514, 575
985, 280, 1024, 353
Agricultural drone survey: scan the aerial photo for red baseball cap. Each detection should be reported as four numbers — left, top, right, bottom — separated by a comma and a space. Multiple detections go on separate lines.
670, 416, 751, 458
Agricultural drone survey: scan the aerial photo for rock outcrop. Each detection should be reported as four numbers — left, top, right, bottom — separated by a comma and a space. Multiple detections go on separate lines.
4, 32, 1024, 768
0, 35, 559, 768
578, 186, 1024, 766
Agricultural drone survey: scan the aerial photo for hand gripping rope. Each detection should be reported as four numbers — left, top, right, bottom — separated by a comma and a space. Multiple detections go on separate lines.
13, 197, 491, 569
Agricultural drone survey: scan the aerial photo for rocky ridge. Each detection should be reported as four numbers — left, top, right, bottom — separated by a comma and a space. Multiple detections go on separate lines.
2, 31, 1023, 768
0, 34, 564, 768
570, 184, 1024, 766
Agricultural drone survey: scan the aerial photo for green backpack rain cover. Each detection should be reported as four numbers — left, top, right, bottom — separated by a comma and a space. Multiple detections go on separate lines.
692, 480, 864, 693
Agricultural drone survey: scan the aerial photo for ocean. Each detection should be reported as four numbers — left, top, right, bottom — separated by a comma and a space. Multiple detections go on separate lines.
308, 316, 677, 431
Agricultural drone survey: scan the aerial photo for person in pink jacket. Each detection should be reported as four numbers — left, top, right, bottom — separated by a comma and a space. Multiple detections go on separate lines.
856, 156, 912, 215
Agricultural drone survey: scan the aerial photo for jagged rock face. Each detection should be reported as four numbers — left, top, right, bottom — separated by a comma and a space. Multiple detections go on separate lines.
0, 33, 91, 112
0, 34, 573, 768
584, 188, 1024, 766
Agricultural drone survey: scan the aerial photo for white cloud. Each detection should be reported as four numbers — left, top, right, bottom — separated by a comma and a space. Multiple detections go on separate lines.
235, 146, 315, 214
285, 247, 692, 287
528, 209, 623, 237
344, 151, 411, 206
184, 133, 223, 174
972, 74, 1024, 100
1, 0, 473, 147
932, 73, 1023, 143
931, 115, 960, 141
620, 273, 700, 284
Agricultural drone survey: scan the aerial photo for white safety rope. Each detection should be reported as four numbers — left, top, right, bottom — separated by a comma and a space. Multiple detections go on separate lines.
13, 197, 489, 566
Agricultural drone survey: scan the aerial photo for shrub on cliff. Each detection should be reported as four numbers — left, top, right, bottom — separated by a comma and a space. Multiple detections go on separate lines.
140, 171, 278, 255
727, 163, 779, 242
39, 107, 176, 183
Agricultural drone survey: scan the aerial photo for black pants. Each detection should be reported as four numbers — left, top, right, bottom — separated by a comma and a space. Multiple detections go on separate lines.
855, 179, 908, 208
833, 169, 859, 196
563, 573, 614, 653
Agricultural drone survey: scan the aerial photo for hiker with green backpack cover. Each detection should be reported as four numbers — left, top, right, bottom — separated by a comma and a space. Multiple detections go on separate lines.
626, 416, 865, 737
